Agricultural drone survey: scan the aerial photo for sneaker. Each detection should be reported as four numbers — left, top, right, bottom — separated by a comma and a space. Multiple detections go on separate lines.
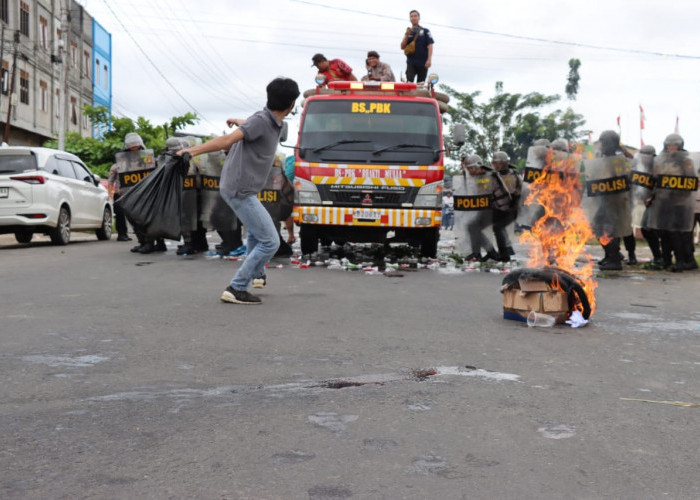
220, 286, 262, 305
252, 275, 266, 289
231, 245, 247, 256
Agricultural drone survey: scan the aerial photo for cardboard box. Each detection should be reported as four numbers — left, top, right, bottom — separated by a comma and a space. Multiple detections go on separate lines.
502, 278, 570, 324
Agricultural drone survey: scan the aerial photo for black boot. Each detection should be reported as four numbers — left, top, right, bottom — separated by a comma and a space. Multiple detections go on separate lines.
138, 242, 155, 254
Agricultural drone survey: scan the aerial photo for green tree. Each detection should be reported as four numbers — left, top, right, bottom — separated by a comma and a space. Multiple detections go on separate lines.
43, 106, 199, 177
441, 82, 586, 170
565, 58, 581, 100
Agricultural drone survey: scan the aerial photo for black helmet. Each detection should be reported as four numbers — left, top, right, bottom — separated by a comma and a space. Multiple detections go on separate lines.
598, 130, 620, 156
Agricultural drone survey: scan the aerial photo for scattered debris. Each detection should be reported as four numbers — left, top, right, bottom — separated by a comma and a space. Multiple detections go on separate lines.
619, 398, 700, 408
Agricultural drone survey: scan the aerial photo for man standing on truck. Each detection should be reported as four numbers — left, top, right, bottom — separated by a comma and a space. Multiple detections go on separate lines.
400, 9, 434, 83
311, 53, 357, 82
178, 77, 300, 305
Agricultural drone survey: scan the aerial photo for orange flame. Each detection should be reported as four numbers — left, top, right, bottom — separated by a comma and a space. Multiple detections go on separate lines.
519, 144, 597, 315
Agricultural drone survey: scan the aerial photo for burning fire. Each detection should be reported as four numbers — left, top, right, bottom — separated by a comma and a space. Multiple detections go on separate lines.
519, 144, 598, 315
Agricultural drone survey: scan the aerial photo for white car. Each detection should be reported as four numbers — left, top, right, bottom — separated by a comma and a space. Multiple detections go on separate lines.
0, 146, 112, 245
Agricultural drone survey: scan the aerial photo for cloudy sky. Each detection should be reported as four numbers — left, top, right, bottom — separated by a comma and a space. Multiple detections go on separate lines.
77, 0, 700, 152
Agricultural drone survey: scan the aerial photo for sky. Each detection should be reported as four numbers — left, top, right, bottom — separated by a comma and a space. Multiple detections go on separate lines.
77, 0, 700, 153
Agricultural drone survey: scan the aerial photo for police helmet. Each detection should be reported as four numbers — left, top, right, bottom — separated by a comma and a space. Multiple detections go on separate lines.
533, 138, 551, 147
551, 138, 569, 152
465, 154, 484, 168
491, 151, 510, 163
639, 145, 656, 156
598, 130, 620, 156
663, 133, 684, 150
165, 137, 183, 152
124, 132, 145, 150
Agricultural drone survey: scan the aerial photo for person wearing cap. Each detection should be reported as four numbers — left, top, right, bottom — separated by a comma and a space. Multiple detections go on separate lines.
361, 51, 395, 82
311, 53, 357, 82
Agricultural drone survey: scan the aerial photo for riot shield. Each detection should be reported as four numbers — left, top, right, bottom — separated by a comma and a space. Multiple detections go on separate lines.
583, 155, 632, 238
629, 151, 655, 227
646, 150, 698, 232
199, 150, 227, 230
114, 149, 155, 194
180, 156, 199, 233
452, 171, 494, 255
516, 145, 549, 227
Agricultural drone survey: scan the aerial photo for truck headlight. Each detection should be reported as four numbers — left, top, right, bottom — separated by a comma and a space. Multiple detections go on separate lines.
294, 177, 322, 204
414, 181, 442, 208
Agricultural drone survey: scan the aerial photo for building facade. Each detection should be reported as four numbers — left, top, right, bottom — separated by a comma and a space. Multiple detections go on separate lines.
0, 0, 110, 146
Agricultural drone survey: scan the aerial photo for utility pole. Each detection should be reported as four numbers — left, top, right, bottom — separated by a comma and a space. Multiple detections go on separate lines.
0, 25, 5, 116
3, 30, 19, 144
57, 0, 70, 151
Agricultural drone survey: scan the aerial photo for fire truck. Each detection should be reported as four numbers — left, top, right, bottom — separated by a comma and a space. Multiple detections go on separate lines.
292, 79, 450, 257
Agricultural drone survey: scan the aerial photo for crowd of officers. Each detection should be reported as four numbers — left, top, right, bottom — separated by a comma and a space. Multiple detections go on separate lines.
449, 131, 700, 272
108, 130, 699, 273
107, 133, 293, 258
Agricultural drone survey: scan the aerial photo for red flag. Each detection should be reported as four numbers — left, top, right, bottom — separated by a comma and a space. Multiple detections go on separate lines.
639, 105, 645, 130
616, 116, 620, 126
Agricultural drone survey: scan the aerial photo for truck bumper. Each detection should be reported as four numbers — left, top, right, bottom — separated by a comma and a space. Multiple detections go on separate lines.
293, 206, 441, 228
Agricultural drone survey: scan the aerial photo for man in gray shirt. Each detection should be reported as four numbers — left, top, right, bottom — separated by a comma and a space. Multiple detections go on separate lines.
179, 77, 300, 304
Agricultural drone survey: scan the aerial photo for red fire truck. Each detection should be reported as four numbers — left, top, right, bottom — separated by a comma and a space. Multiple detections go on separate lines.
292, 80, 449, 257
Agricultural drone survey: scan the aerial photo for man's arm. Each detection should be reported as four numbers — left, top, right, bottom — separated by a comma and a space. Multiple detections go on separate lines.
179, 128, 244, 158
425, 43, 433, 68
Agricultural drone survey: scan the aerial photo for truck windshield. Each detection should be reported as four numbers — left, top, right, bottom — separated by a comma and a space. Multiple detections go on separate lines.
299, 100, 441, 164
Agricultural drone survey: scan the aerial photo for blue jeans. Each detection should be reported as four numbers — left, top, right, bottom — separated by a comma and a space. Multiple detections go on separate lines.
221, 193, 280, 291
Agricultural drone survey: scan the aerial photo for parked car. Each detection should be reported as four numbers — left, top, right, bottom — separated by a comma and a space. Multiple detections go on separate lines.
0, 146, 112, 245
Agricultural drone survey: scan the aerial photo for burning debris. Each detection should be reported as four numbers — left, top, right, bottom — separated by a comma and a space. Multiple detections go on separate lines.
505, 143, 597, 324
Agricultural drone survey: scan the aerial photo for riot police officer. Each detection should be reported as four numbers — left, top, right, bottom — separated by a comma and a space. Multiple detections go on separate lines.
646, 133, 698, 271
583, 131, 632, 271
453, 154, 499, 261
490, 151, 522, 261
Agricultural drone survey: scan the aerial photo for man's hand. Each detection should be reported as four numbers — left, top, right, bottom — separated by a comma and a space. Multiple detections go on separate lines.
227, 118, 245, 128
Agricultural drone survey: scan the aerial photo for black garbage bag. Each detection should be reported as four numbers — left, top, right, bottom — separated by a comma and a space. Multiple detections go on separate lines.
116, 152, 189, 240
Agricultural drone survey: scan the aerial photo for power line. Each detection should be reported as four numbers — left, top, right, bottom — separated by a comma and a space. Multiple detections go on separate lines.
290, 0, 700, 61
99, 0, 216, 127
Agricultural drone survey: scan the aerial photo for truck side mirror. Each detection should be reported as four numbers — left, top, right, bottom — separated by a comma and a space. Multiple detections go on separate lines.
452, 124, 466, 147
280, 122, 288, 143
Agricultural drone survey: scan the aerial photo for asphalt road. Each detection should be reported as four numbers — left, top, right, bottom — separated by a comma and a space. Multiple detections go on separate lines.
1, 232, 699, 499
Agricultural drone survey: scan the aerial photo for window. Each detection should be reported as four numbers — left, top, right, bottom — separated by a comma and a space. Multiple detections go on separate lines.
103, 64, 108, 89
40, 80, 47, 112
70, 42, 77, 68
95, 58, 100, 85
72, 161, 94, 183
70, 97, 77, 125
39, 16, 48, 50
0, 0, 8, 23
19, 70, 29, 105
20, 2, 30, 37
54, 89, 60, 118
83, 51, 90, 78
55, 158, 78, 179
1, 61, 8, 95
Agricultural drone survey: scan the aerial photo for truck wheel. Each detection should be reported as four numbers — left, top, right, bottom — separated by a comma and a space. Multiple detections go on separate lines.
420, 228, 440, 258
300, 225, 319, 255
